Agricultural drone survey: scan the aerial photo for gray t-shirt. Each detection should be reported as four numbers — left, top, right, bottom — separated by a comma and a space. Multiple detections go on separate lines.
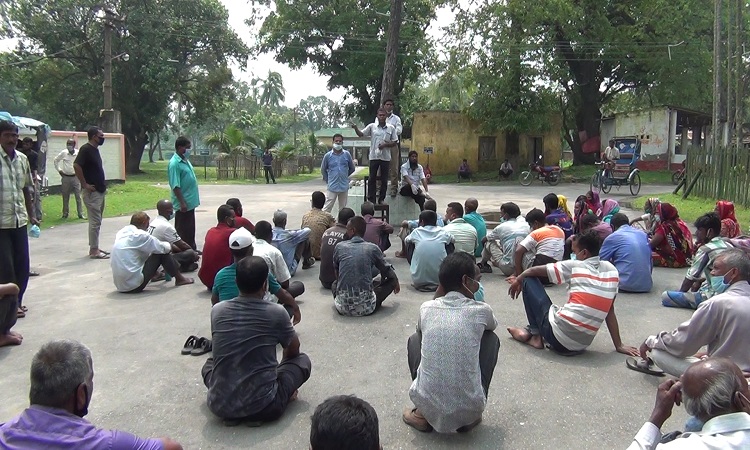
205, 296, 295, 418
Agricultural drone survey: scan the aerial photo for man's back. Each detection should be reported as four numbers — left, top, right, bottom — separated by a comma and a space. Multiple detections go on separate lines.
489, 218, 530, 265
197, 224, 234, 288
301, 208, 334, 260
254, 239, 291, 284
520, 225, 565, 261
363, 215, 393, 247
319, 224, 347, 285
148, 215, 180, 244
406, 226, 453, 289
333, 237, 382, 293
600, 226, 652, 292
409, 292, 497, 433
272, 226, 311, 273
0, 405, 163, 450
462, 212, 487, 256
444, 218, 477, 255
111, 225, 170, 292
206, 297, 295, 419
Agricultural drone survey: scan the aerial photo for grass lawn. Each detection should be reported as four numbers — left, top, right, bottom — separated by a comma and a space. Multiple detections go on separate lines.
632, 193, 750, 231
133, 160, 322, 185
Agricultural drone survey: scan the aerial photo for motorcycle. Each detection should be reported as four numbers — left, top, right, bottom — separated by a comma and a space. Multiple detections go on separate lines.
519, 155, 561, 186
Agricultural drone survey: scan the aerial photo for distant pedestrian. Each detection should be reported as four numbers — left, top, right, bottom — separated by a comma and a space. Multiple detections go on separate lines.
168, 136, 200, 250
263, 148, 276, 184
321, 134, 355, 213
53, 138, 84, 219
74, 126, 108, 259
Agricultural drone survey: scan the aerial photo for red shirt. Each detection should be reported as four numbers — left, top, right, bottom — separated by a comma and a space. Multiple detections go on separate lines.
198, 223, 235, 289
235, 215, 255, 233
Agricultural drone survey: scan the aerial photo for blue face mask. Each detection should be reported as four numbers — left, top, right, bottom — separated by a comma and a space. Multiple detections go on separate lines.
474, 283, 485, 302
710, 273, 731, 294
185, 150, 191, 158
168, 212, 175, 221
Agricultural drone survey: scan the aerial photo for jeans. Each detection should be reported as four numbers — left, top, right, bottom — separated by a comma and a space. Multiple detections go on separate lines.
83, 190, 105, 251
367, 159, 390, 203
264, 166, 276, 183
0, 226, 30, 309
407, 330, 500, 397
175, 209, 196, 250
521, 277, 571, 354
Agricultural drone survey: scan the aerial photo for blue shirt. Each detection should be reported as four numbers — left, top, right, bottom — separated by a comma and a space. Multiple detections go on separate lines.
321, 149, 355, 193
407, 215, 445, 230
463, 211, 487, 257
405, 226, 454, 290
272, 226, 311, 276
212, 262, 282, 301
167, 153, 200, 211
600, 225, 653, 293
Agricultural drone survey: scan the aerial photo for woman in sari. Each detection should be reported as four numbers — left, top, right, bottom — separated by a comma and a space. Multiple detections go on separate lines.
572, 195, 588, 234
585, 191, 603, 218
649, 203, 693, 268
630, 197, 661, 235
557, 195, 572, 219
716, 200, 740, 238
543, 193, 574, 238
601, 199, 620, 224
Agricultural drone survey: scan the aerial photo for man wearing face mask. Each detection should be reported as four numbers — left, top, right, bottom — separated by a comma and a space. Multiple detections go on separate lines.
661, 212, 734, 310
148, 200, 199, 273
168, 136, 200, 251
53, 138, 84, 219
398, 151, 429, 211
0, 339, 183, 449
74, 126, 108, 259
403, 252, 499, 433
321, 134, 355, 213
629, 249, 750, 378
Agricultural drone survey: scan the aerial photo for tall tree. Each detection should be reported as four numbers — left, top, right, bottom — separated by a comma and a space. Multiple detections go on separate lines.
2, 0, 248, 173
249, 0, 445, 123
258, 70, 286, 108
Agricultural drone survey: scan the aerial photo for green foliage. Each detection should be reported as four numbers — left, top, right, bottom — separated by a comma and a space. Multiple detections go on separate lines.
256, 70, 286, 108
204, 124, 253, 156
249, 0, 446, 122
1, 0, 248, 173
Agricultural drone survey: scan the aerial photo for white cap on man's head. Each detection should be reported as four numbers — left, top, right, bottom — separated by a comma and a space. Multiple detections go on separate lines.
229, 227, 255, 250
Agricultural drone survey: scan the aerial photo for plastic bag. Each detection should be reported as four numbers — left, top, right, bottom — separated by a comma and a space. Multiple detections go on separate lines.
29, 224, 41, 238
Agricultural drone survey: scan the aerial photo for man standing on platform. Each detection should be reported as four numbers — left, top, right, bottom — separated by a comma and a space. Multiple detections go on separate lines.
54, 138, 84, 219
383, 99, 402, 197
352, 109, 398, 205
168, 136, 200, 251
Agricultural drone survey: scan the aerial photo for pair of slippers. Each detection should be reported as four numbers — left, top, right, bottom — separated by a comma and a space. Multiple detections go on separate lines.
182, 335, 212, 356
626, 357, 665, 376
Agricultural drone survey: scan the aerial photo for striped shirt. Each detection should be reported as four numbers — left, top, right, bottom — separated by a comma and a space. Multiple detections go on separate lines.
545, 257, 619, 351
688, 237, 733, 298
519, 225, 565, 261
0, 150, 32, 229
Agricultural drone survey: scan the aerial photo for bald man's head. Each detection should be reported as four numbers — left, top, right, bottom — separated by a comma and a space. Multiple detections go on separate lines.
465, 198, 479, 213
682, 357, 750, 422
156, 199, 174, 218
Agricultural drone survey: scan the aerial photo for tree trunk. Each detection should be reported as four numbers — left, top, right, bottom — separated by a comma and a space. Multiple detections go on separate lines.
124, 131, 148, 174
569, 81, 602, 165
148, 133, 156, 163
156, 133, 163, 161
379, 0, 403, 106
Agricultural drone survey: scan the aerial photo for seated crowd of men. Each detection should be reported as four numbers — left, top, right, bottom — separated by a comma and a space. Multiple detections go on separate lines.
3, 177, 750, 448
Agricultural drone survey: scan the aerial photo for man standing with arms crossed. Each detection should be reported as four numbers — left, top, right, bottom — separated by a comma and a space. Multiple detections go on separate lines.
74, 126, 108, 259
168, 136, 200, 251
352, 108, 398, 205
383, 99, 403, 197
321, 133, 355, 213
54, 138, 84, 220
0, 120, 38, 344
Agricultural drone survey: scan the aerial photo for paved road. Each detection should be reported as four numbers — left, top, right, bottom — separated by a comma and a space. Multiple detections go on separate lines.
0, 179, 694, 449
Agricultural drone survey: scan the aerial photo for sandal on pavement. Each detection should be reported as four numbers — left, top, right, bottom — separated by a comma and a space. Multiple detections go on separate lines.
20, 305, 28, 312
626, 357, 665, 376
191, 337, 212, 356
89, 252, 110, 259
181, 335, 198, 355
16, 308, 26, 318
402, 408, 433, 432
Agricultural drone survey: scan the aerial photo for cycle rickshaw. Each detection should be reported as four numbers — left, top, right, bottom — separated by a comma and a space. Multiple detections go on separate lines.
590, 137, 642, 196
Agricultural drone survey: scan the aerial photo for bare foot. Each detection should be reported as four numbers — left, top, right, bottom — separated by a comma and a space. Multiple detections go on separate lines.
395, 251, 406, 258
507, 327, 544, 349
289, 390, 299, 402
175, 277, 194, 287
8, 331, 23, 340
0, 333, 23, 347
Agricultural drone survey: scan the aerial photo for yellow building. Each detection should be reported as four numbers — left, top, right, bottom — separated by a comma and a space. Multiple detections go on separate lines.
411, 111, 562, 176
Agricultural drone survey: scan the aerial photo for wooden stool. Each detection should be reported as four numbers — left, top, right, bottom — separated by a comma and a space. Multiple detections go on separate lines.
363, 176, 390, 223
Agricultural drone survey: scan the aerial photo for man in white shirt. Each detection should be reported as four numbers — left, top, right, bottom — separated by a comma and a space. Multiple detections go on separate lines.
399, 151, 429, 211
148, 200, 199, 273
444, 202, 477, 255
253, 220, 305, 298
110, 212, 194, 293
478, 202, 530, 275
352, 108, 398, 204
627, 357, 750, 450
53, 138, 84, 219
382, 99, 403, 197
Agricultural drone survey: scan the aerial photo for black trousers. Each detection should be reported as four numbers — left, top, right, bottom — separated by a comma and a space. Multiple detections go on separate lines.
399, 185, 426, 211
172, 249, 197, 271
407, 330, 500, 397
264, 166, 276, 183
0, 226, 29, 309
367, 159, 390, 203
175, 209, 196, 250
125, 253, 180, 293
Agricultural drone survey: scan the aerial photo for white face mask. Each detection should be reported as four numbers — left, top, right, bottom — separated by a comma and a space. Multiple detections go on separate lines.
332, 143, 343, 151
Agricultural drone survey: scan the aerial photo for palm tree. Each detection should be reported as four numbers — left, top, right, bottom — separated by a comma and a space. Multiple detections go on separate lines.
259, 71, 286, 108
204, 125, 253, 179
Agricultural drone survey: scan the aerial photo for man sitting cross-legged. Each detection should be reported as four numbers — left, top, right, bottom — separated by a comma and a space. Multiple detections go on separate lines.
600, 212, 653, 293
477, 202, 530, 276
202, 256, 312, 425
211, 228, 301, 325
631, 249, 750, 378
403, 252, 500, 433
361, 201, 394, 252
513, 208, 565, 280
225, 197, 255, 233
443, 202, 477, 255
198, 205, 237, 289
310, 395, 381, 450
627, 358, 750, 449
507, 231, 638, 357
0, 339, 183, 449
111, 212, 194, 293
395, 198, 444, 259
333, 216, 400, 316
253, 220, 305, 298
148, 199, 199, 273
404, 210, 455, 292
319, 207, 356, 289
272, 209, 314, 276
301, 191, 335, 260
463, 198, 487, 257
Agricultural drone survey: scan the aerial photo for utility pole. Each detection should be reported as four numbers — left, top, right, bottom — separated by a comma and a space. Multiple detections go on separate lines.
379, 0, 403, 106
711, 0, 722, 152
98, 8, 122, 133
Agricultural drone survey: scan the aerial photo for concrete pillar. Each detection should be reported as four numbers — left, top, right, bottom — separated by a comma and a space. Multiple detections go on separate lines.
98, 109, 121, 133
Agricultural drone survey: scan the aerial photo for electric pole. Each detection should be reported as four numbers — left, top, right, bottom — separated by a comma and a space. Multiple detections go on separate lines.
711, 0, 722, 152
379, 0, 403, 106
103, 10, 113, 110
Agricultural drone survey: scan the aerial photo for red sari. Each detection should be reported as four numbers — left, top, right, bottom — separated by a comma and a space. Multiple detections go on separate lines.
651, 203, 694, 268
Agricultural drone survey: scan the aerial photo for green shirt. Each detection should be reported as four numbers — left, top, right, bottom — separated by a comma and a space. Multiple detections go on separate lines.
167, 153, 200, 211
463, 211, 487, 257
212, 263, 282, 302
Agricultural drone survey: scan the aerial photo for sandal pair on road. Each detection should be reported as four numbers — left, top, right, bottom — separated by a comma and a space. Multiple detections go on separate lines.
182, 335, 212, 356
626, 357, 665, 376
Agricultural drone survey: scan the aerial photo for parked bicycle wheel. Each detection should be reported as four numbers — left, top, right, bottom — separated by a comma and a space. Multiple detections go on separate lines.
519, 171, 533, 186
630, 172, 641, 196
